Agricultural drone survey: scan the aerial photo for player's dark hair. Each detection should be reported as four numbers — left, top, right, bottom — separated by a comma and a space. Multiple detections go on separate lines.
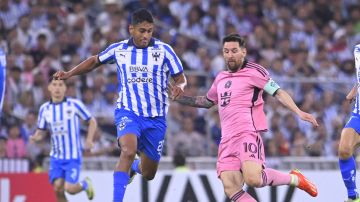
131, 8, 154, 25
222, 33, 246, 48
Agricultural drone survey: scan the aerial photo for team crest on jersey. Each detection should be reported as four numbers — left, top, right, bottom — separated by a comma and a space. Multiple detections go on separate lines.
66, 110, 72, 115
225, 80, 232, 88
220, 91, 232, 107
152, 52, 161, 61
118, 116, 132, 131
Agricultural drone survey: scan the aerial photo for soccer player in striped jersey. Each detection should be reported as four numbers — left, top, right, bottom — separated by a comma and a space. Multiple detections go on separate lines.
0, 48, 5, 116
30, 78, 97, 202
338, 44, 360, 202
173, 34, 319, 201
53, 8, 187, 202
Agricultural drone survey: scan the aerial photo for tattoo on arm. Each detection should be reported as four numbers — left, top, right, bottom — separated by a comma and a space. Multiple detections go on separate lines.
176, 96, 214, 108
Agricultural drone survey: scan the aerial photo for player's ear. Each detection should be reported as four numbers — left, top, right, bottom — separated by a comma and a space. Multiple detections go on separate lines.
129, 24, 134, 35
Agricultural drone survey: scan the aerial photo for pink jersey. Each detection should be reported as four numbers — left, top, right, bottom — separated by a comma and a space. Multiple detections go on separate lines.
207, 61, 270, 140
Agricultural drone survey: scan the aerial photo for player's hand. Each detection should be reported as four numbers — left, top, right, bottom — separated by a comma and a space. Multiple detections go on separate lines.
168, 83, 184, 100
84, 139, 94, 150
346, 84, 358, 103
299, 111, 319, 127
29, 135, 38, 143
53, 70, 71, 80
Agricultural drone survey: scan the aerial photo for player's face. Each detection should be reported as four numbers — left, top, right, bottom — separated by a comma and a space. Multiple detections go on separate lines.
48, 79, 67, 101
129, 22, 154, 48
223, 41, 247, 72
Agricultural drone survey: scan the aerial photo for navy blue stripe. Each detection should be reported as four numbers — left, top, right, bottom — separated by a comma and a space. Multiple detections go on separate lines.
142, 48, 148, 65
143, 72, 152, 116
68, 117, 73, 159
161, 65, 166, 114
75, 117, 81, 158
163, 44, 182, 75
38, 106, 45, 128
61, 134, 65, 160
55, 135, 60, 158
73, 102, 90, 120
52, 104, 56, 122
122, 64, 132, 109
153, 65, 160, 115
59, 102, 63, 120
357, 94, 359, 114
133, 82, 143, 116
131, 47, 137, 64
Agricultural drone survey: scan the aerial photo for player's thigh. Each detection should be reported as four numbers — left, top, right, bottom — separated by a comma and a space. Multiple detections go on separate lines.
53, 178, 65, 192
220, 171, 244, 196
64, 160, 81, 184
139, 116, 166, 163
115, 108, 140, 152
49, 159, 65, 185
241, 160, 263, 187
340, 116, 360, 151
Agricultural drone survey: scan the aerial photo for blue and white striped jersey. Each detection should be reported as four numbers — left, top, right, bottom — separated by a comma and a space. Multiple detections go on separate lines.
98, 38, 184, 117
354, 44, 360, 115
37, 97, 92, 160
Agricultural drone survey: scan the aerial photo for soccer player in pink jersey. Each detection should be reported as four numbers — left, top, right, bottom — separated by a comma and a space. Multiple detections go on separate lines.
172, 34, 319, 201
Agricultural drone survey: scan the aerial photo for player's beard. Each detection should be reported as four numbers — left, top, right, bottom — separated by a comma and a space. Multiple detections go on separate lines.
227, 61, 241, 72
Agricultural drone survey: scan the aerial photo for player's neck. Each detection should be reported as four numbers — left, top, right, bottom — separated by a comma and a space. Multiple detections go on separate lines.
51, 96, 65, 104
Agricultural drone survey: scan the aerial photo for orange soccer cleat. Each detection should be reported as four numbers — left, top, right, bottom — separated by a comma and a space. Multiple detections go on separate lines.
290, 169, 318, 197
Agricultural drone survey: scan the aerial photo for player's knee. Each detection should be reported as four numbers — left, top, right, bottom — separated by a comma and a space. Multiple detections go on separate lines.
142, 170, 156, 181
338, 146, 353, 159
244, 175, 262, 187
120, 147, 137, 160
53, 184, 64, 193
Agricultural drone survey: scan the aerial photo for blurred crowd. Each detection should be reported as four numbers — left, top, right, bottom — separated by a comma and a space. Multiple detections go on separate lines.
1, 0, 360, 171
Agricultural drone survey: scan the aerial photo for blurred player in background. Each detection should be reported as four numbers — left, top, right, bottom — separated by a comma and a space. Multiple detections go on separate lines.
173, 34, 319, 201
338, 44, 360, 202
53, 8, 186, 202
30, 77, 97, 202
0, 48, 5, 116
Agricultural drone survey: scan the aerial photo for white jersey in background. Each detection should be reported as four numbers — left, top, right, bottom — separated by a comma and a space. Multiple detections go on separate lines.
98, 38, 184, 117
37, 97, 92, 160
354, 44, 360, 115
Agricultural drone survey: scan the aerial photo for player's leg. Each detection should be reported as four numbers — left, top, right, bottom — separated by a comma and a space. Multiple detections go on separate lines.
241, 132, 317, 197
129, 116, 166, 181
63, 160, 94, 200
113, 109, 140, 202
220, 171, 256, 202
49, 159, 67, 202
53, 178, 67, 202
217, 136, 256, 201
339, 117, 360, 200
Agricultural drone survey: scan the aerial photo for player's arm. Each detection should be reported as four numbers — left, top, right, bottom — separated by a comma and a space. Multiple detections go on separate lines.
274, 89, 319, 127
53, 55, 101, 80
29, 129, 47, 143
170, 73, 187, 100
84, 117, 97, 150
175, 95, 215, 109
346, 83, 358, 103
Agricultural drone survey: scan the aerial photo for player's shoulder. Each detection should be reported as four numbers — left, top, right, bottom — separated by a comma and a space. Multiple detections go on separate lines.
153, 38, 173, 50
67, 97, 85, 106
39, 101, 51, 110
244, 60, 269, 77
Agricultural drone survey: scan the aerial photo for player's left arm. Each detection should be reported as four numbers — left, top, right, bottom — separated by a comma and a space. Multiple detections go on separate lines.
274, 89, 319, 127
346, 83, 358, 103
84, 117, 97, 150
170, 73, 187, 100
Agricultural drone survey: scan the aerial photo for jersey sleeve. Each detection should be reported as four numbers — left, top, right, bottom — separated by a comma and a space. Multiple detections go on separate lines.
37, 105, 47, 130
354, 44, 360, 84
249, 65, 271, 89
206, 78, 219, 104
72, 99, 92, 121
163, 44, 184, 76
98, 42, 122, 64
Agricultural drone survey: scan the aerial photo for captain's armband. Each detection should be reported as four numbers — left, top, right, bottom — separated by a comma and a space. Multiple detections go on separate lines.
263, 78, 280, 96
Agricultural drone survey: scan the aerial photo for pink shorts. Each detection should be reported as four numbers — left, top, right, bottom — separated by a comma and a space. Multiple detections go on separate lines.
217, 131, 265, 177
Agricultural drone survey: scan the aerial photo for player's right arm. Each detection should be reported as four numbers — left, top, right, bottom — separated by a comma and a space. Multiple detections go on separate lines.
53, 55, 101, 80
174, 95, 215, 108
29, 129, 47, 143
